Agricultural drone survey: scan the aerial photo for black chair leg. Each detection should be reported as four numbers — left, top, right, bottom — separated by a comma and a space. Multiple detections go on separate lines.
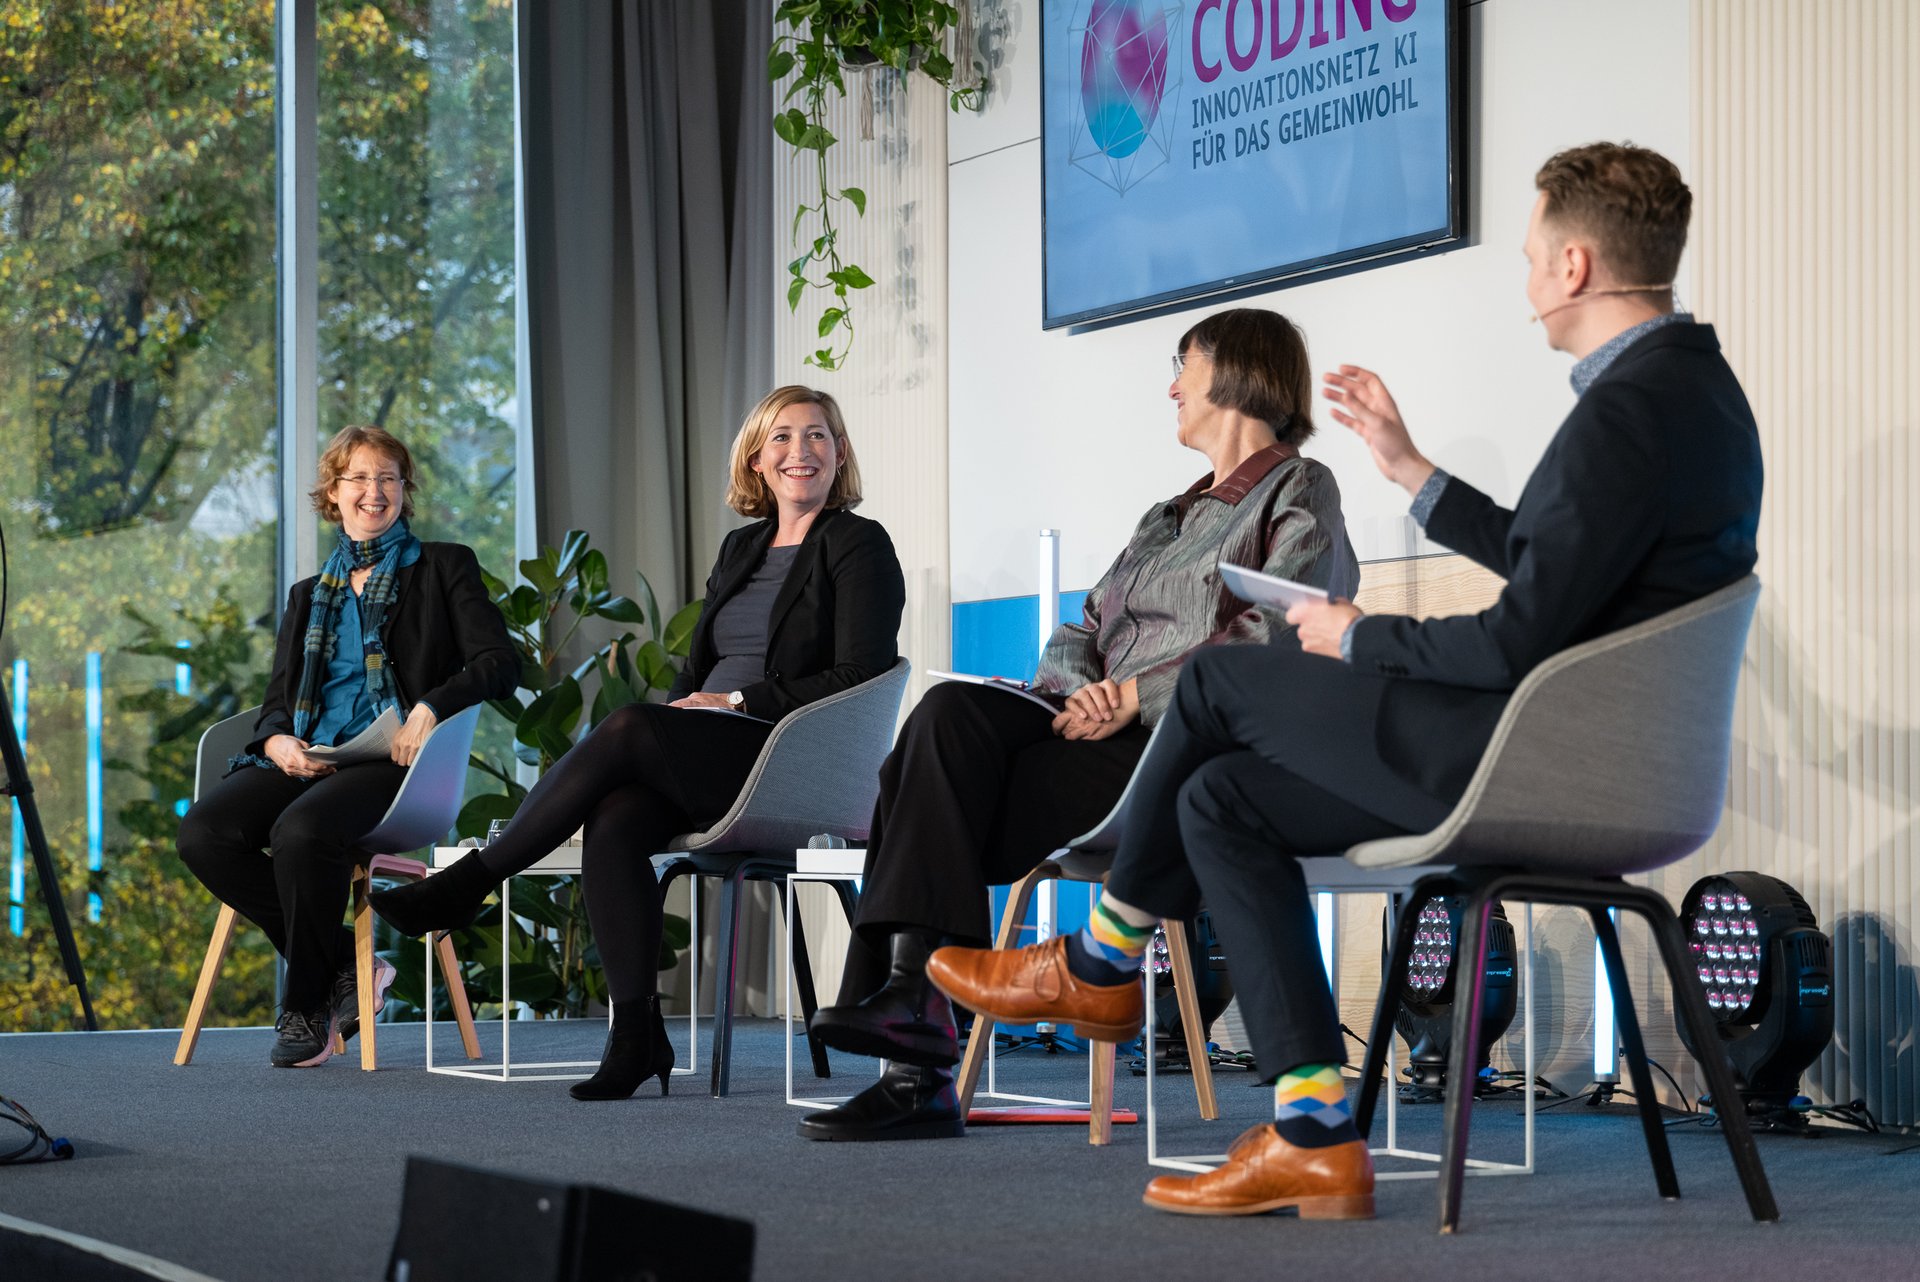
1355, 876, 1449, 1139
779, 883, 832, 1079
1437, 883, 1494, 1235
1630, 886, 1781, 1222
1589, 906, 1681, 1199
710, 870, 748, 1098
830, 878, 860, 925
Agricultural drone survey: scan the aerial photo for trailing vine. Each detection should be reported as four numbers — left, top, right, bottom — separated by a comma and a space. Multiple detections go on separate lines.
770, 1, 983, 369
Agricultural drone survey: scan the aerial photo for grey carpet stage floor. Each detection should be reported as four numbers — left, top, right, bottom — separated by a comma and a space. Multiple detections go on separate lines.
2, 1019, 1918, 1282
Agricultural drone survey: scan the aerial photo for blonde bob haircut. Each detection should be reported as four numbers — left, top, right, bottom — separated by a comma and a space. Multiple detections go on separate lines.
309, 424, 418, 524
724, 385, 863, 518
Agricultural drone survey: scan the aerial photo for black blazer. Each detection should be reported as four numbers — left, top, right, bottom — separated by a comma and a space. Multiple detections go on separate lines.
250, 542, 519, 756
668, 506, 905, 721
1344, 321, 1764, 811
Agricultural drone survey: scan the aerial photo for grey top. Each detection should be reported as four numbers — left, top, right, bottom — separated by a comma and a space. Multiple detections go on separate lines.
1032, 444, 1358, 727
701, 544, 801, 695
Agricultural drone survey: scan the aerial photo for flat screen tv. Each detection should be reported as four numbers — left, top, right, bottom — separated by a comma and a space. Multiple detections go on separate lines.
1041, 0, 1467, 329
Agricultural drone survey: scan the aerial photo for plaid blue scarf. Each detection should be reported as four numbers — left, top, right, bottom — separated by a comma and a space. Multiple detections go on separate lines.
291, 519, 422, 742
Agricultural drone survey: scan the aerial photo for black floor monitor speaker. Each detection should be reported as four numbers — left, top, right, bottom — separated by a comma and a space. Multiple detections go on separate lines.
386, 1157, 754, 1282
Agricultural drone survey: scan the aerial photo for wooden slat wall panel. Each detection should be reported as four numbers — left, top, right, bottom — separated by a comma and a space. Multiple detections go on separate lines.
770, 71, 951, 702
1353, 554, 1505, 620
1646, 0, 1920, 1126
753, 65, 953, 1014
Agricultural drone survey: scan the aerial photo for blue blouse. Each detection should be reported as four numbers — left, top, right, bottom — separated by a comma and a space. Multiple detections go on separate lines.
308, 596, 380, 748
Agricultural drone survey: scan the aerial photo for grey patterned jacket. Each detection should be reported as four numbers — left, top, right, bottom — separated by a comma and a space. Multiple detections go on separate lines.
1033, 444, 1359, 726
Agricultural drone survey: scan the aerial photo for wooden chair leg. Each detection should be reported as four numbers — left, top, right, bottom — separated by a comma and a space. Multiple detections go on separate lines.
1163, 920, 1219, 1121
1089, 1039, 1117, 1145
352, 871, 380, 1071
175, 904, 240, 1066
432, 931, 483, 1061
956, 865, 1051, 1110
953, 998, 996, 1114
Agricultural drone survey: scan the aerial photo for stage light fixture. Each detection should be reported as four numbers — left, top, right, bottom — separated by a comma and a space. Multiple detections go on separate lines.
1389, 897, 1518, 1094
1676, 872, 1833, 1118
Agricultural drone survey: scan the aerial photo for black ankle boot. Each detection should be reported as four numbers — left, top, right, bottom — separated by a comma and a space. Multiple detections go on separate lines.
796, 1061, 964, 1141
368, 851, 498, 937
809, 932, 959, 1068
570, 996, 674, 1101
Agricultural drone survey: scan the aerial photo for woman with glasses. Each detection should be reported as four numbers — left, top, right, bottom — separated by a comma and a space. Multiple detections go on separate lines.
177, 424, 518, 1070
800, 307, 1359, 1142
370, 385, 906, 1102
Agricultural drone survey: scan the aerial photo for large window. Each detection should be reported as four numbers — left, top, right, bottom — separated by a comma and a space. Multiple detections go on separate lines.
0, 0, 521, 1032
318, 0, 518, 572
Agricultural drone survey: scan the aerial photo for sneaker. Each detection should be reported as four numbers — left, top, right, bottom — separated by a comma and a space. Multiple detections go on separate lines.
333, 956, 397, 1044
270, 1005, 338, 1068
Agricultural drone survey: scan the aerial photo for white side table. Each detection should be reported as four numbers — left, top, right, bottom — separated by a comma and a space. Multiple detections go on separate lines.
424, 843, 702, 1084
783, 846, 877, 1108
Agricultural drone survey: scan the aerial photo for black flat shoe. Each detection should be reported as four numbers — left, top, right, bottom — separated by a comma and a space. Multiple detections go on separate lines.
810, 932, 960, 1068
797, 1062, 964, 1141
571, 996, 674, 1101
368, 852, 497, 937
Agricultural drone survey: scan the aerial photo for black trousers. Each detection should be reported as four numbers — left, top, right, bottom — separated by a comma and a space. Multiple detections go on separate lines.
178, 762, 408, 1010
1104, 644, 1466, 1080
474, 702, 773, 1003
838, 682, 1149, 1002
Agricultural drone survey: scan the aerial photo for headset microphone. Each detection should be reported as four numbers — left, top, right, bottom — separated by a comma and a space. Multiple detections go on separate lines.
1529, 282, 1675, 324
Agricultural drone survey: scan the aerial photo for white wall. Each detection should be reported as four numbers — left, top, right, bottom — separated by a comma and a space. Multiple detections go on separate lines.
949, 0, 1692, 600
946, 0, 1696, 1091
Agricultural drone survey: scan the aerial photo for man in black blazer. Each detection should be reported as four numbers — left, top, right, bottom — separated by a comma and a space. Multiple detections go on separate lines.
928, 143, 1763, 1217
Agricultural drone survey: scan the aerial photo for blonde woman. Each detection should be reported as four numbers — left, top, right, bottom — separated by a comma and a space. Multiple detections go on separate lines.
372, 386, 905, 1100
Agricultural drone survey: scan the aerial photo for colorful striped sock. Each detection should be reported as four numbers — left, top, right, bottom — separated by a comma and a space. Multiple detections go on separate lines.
1062, 895, 1156, 985
1272, 1063, 1359, 1149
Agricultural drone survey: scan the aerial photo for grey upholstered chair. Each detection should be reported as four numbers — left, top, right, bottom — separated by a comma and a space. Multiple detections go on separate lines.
653, 658, 912, 1097
1345, 575, 1777, 1232
174, 705, 483, 1070
952, 716, 1223, 1144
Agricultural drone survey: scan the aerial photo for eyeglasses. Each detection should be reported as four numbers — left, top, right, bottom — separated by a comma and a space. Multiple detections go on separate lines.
340, 473, 403, 490
1171, 349, 1207, 377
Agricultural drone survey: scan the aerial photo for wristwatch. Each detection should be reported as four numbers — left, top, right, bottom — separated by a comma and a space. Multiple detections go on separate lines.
726, 691, 746, 711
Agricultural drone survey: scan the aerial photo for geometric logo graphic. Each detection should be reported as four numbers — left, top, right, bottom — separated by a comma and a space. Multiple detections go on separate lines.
1069, 0, 1185, 195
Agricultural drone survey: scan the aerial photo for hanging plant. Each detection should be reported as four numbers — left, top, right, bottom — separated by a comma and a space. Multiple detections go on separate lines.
770, 1, 985, 370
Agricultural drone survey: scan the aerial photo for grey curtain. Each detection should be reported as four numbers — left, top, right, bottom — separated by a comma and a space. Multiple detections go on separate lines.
518, 0, 772, 608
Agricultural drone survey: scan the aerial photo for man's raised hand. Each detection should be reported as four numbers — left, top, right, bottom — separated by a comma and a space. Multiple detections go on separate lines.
1322, 365, 1435, 497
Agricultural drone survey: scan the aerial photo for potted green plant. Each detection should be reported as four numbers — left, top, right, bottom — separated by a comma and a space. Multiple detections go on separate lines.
385, 530, 701, 1021
770, 0, 984, 370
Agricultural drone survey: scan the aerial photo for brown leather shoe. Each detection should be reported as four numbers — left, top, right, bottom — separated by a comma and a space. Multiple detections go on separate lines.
1143, 1124, 1375, 1218
925, 937, 1143, 1042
